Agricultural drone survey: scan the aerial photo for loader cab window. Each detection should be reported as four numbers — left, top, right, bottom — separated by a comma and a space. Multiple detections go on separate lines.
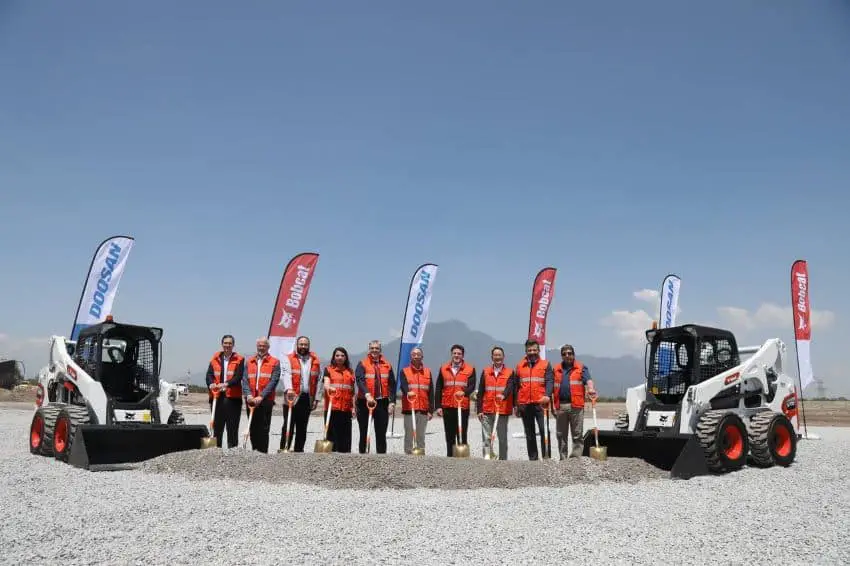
98, 333, 159, 403
73, 335, 100, 378
697, 337, 738, 382
648, 338, 695, 404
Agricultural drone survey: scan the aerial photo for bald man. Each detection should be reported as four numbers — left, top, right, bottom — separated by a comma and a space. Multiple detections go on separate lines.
241, 337, 281, 452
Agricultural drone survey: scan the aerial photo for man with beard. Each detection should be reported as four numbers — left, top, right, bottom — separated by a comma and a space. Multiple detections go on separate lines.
514, 339, 553, 460
280, 336, 323, 452
354, 340, 396, 454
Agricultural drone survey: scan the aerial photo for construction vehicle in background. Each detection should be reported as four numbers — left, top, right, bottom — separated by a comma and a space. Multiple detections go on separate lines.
0, 358, 25, 390
585, 323, 799, 479
28, 315, 215, 470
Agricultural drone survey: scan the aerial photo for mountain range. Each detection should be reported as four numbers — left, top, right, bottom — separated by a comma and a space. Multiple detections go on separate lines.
182, 319, 645, 397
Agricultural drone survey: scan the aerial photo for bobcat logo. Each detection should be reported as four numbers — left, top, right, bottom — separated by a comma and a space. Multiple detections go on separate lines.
659, 415, 669, 423
125, 412, 135, 420
532, 322, 543, 338
277, 310, 296, 329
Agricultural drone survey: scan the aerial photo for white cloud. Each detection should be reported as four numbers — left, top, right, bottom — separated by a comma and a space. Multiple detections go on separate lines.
0, 333, 8, 342
600, 309, 655, 351
717, 303, 836, 331
633, 289, 659, 303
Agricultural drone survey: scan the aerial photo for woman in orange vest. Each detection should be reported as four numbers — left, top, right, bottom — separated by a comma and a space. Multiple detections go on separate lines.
399, 347, 434, 455
434, 344, 477, 457
322, 346, 356, 453
475, 346, 517, 460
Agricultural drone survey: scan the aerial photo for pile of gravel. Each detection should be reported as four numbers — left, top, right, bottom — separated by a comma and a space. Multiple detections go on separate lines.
139, 449, 668, 489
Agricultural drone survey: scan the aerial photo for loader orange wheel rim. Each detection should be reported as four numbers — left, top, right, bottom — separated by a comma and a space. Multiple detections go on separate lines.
722, 423, 744, 460
30, 415, 44, 449
54, 417, 69, 454
774, 423, 792, 457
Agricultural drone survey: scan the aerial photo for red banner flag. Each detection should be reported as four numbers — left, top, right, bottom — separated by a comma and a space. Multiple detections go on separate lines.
527, 267, 556, 359
268, 252, 320, 360
790, 259, 812, 437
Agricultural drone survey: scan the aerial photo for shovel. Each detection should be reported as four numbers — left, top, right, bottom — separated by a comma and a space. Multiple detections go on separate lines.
201, 388, 219, 449
314, 389, 334, 453
452, 390, 470, 458
242, 404, 255, 450
365, 398, 377, 453
408, 391, 425, 456
484, 397, 502, 460
542, 401, 551, 460
589, 399, 607, 461
279, 391, 297, 453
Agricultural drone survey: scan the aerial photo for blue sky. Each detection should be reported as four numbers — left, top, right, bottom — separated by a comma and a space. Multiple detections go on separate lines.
1, 1, 848, 393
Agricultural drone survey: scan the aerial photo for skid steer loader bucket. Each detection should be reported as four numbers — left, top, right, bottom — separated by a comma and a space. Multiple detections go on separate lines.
67, 423, 212, 471
581, 430, 710, 480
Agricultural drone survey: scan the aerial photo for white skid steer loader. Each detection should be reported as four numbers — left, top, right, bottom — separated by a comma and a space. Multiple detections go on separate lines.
587, 324, 799, 479
28, 315, 215, 470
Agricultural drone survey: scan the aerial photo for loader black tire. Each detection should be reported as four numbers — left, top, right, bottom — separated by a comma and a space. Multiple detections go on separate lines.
52, 405, 91, 464
167, 409, 185, 425
749, 411, 796, 468
614, 411, 629, 431
696, 410, 749, 474
29, 405, 61, 456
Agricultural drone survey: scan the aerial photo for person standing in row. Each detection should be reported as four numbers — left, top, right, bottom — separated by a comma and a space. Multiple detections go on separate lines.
205, 334, 245, 448
280, 335, 322, 452
354, 340, 396, 454
434, 344, 477, 457
476, 346, 516, 460
322, 346, 356, 453
555, 344, 597, 458
242, 337, 281, 453
514, 339, 553, 460
399, 347, 433, 455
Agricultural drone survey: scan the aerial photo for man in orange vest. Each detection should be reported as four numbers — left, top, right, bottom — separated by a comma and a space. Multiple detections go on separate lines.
354, 340, 396, 454
555, 344, 597, 458
205, 334, 245, 448
476, 345, 517, 460
434, 344, 477, 457
241, 337, 281, 453
280, 335, 323, 452
399, 346, 434, 455
514, 339, 554, 460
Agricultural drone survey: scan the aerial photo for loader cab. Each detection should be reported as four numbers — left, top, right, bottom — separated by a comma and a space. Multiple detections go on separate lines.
645, 324, 740, 405
72, 320, 164, 405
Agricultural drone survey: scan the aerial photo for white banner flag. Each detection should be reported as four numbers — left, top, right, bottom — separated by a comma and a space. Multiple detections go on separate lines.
659, 273, 681, 328
70, 236, 135, 340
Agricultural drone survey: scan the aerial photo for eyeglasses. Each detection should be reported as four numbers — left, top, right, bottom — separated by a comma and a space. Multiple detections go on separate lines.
561, 351, 574, 356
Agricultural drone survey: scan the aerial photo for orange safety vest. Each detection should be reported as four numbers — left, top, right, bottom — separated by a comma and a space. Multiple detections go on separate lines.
288, 352, 321, 398
514, 357, 549, 405
439, 362, 475, 410
324, 365, 355, 413
358, 355, 393, 399
401, 365, 432, 413
562, 360, 587, 409
208, 351, 244, 400
245, 354, 279, 402
552, 363, 564, 410
480, 365, 513, 415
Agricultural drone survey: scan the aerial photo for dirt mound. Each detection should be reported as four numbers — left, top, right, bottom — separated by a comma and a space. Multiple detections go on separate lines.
139, 448, 668, 490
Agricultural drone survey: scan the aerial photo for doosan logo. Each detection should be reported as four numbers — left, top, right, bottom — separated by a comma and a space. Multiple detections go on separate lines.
409, 270, 432, 339
664, 279, 676, 327
88, 242, 122, 318
285, 265, 312, 309
535, 279, 552, 320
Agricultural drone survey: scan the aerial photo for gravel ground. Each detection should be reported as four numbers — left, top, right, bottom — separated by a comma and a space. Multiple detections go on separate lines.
1, 406, 848, 565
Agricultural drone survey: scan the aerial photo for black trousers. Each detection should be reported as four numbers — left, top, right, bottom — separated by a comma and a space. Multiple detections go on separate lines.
356, 398, 389, 454
442, 406, 470, 457
245, 398, 274, 453
326, 409, 353, 453
208, 396, 242, 448
518, 404, 547, 460
280, 392, 311, 451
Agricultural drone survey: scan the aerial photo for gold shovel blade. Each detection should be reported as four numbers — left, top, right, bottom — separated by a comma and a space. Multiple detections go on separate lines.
589, 445, 608, 460
314, 439, 333, 453
452, 443, 470, 458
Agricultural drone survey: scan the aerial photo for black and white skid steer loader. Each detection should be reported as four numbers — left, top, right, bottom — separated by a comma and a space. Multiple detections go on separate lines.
28, 315, 215, 470
585, 324, 799, 479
